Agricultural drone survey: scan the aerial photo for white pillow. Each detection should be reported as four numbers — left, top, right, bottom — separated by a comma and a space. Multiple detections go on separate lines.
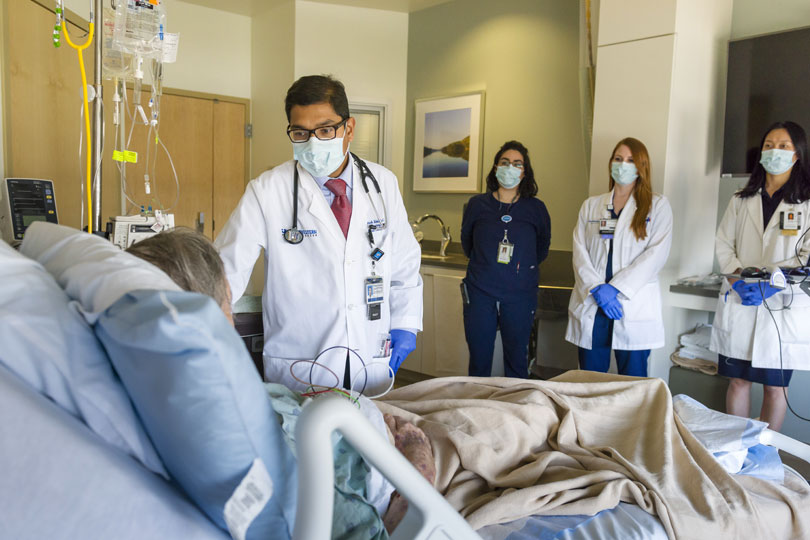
0, 239, 167, 477
20, 222, 180, 321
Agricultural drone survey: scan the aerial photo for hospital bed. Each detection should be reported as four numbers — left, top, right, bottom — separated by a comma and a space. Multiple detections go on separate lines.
2, 224, 809, 540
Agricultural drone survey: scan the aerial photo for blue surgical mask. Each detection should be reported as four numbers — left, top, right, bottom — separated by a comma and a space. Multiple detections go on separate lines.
611, 162, 638, 185
760, 149, 795, 175
495, 165, 522, 189
293, 137, 348, 178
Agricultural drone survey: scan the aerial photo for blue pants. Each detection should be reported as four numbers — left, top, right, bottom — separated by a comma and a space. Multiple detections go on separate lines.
578, 308, 649, 377
463, 282, 535, 378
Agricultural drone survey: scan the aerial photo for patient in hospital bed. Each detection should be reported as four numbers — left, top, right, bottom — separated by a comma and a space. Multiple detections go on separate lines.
125, 228, 434, 534
127, 227, 810, 540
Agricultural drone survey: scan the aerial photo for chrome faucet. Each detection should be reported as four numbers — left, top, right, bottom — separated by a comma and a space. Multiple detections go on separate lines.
413, 214, 452, 257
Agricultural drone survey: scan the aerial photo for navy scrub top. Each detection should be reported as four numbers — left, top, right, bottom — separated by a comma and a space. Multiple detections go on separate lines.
461, 192, 551, 299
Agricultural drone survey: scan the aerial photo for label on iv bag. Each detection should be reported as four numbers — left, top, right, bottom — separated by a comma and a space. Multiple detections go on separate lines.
161, 33, 179, 63
224, 458, 274, 540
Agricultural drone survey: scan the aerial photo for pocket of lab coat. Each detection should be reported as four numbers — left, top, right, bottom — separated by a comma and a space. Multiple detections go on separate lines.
622, 284, 659, 322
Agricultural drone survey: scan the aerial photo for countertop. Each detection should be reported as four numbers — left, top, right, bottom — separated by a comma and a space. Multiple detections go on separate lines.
419, 240, 574, 289
668, 283, 721, 299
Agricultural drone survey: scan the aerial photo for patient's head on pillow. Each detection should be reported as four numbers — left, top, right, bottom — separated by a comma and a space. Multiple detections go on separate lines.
126, 228, 233, 323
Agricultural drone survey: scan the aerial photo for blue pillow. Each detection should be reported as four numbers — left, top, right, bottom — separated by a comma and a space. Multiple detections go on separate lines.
95, 289, 297, 540
0, 240, 166, 477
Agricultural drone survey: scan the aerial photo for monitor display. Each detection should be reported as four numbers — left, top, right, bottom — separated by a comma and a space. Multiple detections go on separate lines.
23, 214, 47, 227
722, 27, 810, 175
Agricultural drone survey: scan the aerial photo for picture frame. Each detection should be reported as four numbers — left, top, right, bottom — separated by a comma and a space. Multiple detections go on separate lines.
412, 91, 485, 193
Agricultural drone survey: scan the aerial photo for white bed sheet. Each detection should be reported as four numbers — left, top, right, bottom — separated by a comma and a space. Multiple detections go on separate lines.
477, 503, 668, 540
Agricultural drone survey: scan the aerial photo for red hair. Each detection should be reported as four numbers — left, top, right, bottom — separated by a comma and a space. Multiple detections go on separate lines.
609, 137, 652, 241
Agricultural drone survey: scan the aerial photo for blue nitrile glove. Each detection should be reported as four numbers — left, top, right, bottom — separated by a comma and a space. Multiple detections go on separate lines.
590, 284, 620, 308
732, 280, 767, 306
735, 280, 782, 306
389, 329, 416, 376
601, 297, 624, 320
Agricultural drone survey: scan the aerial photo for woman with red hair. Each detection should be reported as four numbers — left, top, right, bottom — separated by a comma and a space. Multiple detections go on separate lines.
566, 138, 673, 376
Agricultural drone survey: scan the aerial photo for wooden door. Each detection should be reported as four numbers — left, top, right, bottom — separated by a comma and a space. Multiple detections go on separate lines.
212, 100, 246, 238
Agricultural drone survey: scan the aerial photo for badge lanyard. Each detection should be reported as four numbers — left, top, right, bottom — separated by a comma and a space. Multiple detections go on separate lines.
496, 193, 518, 264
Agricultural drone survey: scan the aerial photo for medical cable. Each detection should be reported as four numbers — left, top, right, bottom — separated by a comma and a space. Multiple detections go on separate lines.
61, 2, 95, 233
290, 345, 395, 399
289, 358, 341, 394
760, 280, 810, 423
313, 346, 368, 397
300, 387, 359, 406
350, 363, 395, 400
792, 225, 810, 286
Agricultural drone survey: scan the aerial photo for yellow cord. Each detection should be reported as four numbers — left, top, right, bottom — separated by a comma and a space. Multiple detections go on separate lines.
61, 20, 95, 234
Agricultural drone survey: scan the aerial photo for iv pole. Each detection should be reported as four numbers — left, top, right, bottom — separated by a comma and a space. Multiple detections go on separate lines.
91, 0, 103, 233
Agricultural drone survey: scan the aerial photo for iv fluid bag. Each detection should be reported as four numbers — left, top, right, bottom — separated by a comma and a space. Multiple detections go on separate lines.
112, 0, 166, 59
102, 4, 129, 80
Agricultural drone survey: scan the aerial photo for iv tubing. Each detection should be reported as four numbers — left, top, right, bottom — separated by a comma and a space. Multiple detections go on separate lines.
62, 18, 95, 233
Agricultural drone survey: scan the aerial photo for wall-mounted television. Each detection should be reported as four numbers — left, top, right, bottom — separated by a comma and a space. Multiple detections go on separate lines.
722, 26, 810, 176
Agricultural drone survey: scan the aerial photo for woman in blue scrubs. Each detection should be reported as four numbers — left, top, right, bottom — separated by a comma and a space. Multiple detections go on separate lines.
566, 138, 673, 377
461, 141, 551, 378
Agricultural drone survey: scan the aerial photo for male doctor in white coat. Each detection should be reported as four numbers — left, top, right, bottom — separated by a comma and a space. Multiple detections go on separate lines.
215, 75, 422, 395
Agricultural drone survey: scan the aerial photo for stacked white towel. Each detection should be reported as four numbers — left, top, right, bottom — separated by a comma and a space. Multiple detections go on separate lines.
671, 324, 718, 374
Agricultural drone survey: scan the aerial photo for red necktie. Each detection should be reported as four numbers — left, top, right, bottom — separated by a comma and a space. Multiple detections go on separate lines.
325, 178, 351, 238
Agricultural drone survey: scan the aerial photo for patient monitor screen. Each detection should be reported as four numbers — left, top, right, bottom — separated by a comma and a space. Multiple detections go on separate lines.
23, 215, 47, 227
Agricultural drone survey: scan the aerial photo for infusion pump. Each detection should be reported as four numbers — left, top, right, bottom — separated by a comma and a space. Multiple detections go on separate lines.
0, 178, 58, 243
110, 212, 175, 249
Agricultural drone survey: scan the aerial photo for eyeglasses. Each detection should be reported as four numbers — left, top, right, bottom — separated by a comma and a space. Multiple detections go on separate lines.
498, 158, 524, 169
287, 119, 348, 143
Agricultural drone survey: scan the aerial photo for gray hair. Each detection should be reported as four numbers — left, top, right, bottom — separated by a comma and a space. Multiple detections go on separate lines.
126, 227, 230, 309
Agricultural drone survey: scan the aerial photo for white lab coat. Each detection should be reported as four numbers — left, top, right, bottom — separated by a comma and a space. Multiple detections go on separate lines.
566, 191, 673, 350
215, 159, 423, 394
710, 192, 810, 370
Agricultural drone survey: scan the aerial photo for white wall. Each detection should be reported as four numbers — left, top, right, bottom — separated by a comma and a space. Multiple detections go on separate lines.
294, 0, 408, 183
62, 0, 251, 98
731, 0, 810, 40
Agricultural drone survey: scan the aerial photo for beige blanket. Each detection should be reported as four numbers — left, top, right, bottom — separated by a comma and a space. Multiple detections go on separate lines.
376, 371, 810, 539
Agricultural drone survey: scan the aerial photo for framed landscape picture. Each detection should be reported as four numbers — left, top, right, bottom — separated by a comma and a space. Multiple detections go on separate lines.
412, 91, 484, 192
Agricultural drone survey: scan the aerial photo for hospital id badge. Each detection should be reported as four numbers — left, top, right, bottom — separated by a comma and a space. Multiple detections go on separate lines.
780, 210, 802, 236
365, 276, 384, 321
497, 240, 514, 264
599, 218, 617, 239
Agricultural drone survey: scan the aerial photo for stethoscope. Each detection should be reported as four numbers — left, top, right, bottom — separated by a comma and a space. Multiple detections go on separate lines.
284, 152, 388, 245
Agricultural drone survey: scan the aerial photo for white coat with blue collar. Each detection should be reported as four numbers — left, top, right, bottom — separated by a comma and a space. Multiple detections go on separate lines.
566, 190, 673, 350
710, 191, 810, 370
214, 158, 423, 395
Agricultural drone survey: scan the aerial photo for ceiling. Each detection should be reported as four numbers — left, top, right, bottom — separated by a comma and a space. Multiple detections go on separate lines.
180, 0, 452, 16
